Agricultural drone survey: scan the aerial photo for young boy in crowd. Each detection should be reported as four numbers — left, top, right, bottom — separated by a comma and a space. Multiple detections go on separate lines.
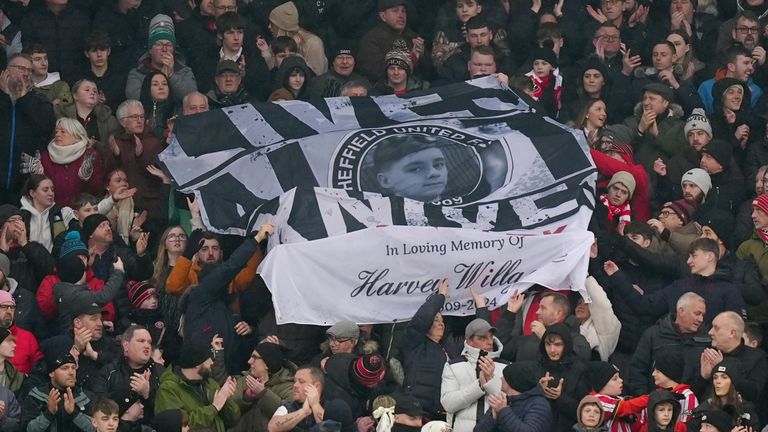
586, 362, 649, 432
649, 351, 698, 423
91, 398, 119, 432
643, 389, 685, 432
525, 45, 562, 117
600, 171, 636, 229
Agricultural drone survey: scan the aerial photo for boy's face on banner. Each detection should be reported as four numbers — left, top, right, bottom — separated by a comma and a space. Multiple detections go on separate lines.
377, 147, 448, 202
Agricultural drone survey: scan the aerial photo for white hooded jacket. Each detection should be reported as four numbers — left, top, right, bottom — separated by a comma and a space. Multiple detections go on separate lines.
440, 336, 507, 432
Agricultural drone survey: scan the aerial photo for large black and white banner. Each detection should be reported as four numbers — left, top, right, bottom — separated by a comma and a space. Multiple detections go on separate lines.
159, 76, 597, 324
256, 188, 594, 325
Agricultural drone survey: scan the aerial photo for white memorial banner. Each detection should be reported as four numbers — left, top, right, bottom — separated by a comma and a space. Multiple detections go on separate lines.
259, 225, 594, 325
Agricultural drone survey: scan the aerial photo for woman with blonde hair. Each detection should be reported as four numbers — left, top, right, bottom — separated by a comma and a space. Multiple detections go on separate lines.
31, 117, 106, 207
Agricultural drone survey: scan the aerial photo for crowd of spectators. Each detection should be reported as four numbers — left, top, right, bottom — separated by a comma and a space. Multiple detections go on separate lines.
3, 0, 768, 431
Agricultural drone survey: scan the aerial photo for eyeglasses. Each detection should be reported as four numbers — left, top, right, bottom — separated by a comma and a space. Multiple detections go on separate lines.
328, 336, 352, 343
167, 234, 187, 241
122, 114, 145, 121
597, 35, 620, 42
153, 42, 174, 50
7, 64, 33, 74
658, 210, 677, 218
214, 5, 237, 11
735, 26, 759, 34
0, 304, 16, 311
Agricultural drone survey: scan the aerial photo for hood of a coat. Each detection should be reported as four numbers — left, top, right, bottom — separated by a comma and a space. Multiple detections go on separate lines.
461, 335, 504, 363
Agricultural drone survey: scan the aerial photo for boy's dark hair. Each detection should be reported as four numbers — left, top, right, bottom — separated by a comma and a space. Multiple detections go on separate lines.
84, 31, 111, 51
22, 43, 47, 55
373, 134, 446, 173
624, 221, 654, 241
744, 321, 763, 347
91, 398, 119, 416
721, 43, 754, 69
687, 238, 720, 261
537, 23, 562, 43
271, 36, 298, 55
72, 193, 100, 210
216, 12, 246, 35
466, 15, 491, 31
508, 74, 535, 93
470, 45, 495, 59
654, 40, 677, 54
457, 0, 483, 6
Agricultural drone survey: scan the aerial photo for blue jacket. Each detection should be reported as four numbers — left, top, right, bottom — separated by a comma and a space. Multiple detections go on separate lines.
698, 78, 762, 114
473, 387, 552, 432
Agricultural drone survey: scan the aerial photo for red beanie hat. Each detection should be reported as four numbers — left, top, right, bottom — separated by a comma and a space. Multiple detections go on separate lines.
753, 194, 768, 215
351, 353, 386, 389
128, 281, 157, 309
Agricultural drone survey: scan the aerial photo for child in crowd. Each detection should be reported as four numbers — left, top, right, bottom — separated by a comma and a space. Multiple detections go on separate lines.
586, 362, 649, 432
525, 44, 562, 117
649, 351, 698, 423
153, 409, 190, 432
600, 171, 636, 229
125, 280, 166, 363
641, 389, 685, 432
91, 398, 119, 432
574, 395, 609, 432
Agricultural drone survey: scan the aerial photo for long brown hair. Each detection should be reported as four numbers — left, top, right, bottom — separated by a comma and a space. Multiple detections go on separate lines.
151, 225, 186, 287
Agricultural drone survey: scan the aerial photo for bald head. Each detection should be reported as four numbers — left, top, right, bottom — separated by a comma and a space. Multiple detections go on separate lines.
709, 311, 745, 352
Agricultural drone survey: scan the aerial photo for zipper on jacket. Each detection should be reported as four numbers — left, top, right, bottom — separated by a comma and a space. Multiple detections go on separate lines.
6, 103, 16, 189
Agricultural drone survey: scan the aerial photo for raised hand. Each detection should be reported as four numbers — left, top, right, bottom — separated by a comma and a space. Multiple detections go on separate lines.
47, 388, 61, 415
133, 134, 144, 157
437, 278, 449, 298
506, 292, 525, 313
63, 387, 76, 415
543, 378, 564, 400
603, 260, 620, 276
234, 321, 253, 336
112, 186, 137, 201
146, 164, 171, 184
470, 287, 487, 308
109, 135, 121, 156
487, 393, 506, 419
255, 223, 275, 242
245, 374, 265, 395
478, 356, 495, 386
211, 334, 224, 350
113, 256, 125, 272
586, 5, 608, 23
130, 370, 152, 399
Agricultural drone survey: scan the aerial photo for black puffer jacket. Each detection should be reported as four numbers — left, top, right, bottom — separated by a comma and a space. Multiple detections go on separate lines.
627, 314, 710, 396
402, 293, 451, 419
88, 356, 164, 418
538, 324, 590, 432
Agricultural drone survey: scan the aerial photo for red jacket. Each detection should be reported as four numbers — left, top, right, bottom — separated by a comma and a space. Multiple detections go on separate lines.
41, 147, 104, 208
36, 267, 116, 321
591, 148, 651, 222
9, 324, 43, 374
